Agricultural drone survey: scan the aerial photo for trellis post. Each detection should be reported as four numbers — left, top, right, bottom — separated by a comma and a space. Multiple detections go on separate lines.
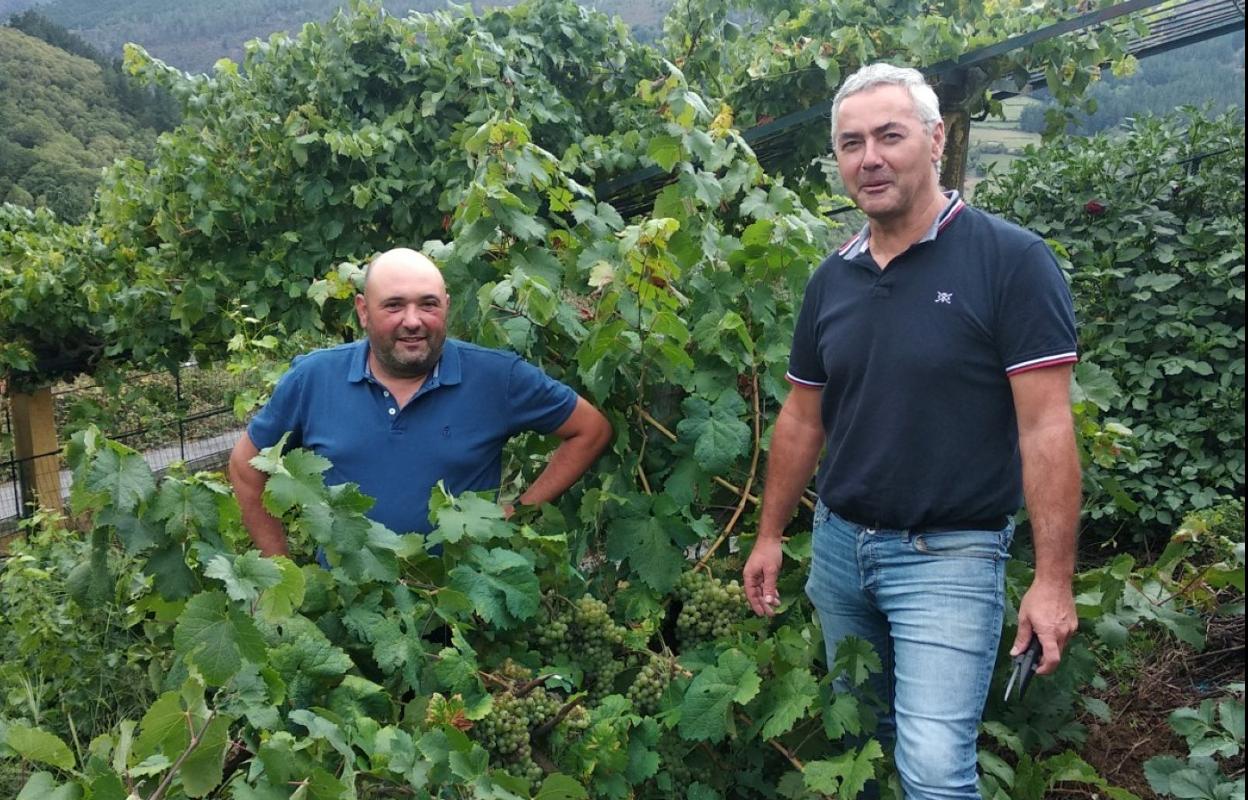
940, 106, 972, 194
9, 386, 63, 514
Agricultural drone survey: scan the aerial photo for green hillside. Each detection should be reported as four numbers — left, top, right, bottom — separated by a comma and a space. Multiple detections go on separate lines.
31, 0, 668, 72
0, 26, 157, 221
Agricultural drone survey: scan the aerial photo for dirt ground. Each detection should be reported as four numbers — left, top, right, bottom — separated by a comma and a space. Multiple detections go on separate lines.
1080, 614, 1245, 798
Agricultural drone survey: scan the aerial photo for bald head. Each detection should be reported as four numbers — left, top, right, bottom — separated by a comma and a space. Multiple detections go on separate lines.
363, 248, 446, 300
355, 248, 450, 380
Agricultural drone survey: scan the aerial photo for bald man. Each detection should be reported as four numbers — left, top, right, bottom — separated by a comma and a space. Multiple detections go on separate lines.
230, 248, 612, 556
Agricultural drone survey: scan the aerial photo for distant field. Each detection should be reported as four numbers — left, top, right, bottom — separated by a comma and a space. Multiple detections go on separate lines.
970, 96, 1042, 150
971, 126, 1041, 149
964, 97, 1042, 197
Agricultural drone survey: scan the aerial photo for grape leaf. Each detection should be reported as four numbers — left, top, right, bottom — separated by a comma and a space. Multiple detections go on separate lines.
98, 506, 162, 553
624, 719, 661, 784
678, 649, 760, 742
822, 691, 864, 740
17, 772, 78, 800
262, 473, 324, 517
647, 134, 683, 172
373, 727, 431, 786
88, 773, 127, 800
268, 619, 353, 707
534, 774, 589, 800
803, 740, 884, 796
144, 541, 201, 601
833, 636, 882, 687
180, 714, 234, 797
759, 668, 818, 739
605, 514, 683, 594
134, 691, 188, 760
687, 784, 720, 800
256, 557, 306, 621
336, 521, 401, 584
205, 551, 283, 604
6, 725, 75, 771
427, 489, 511, 546
173, 591, 267, 685
152, 478, 219, 539
289, 710, 352, 758
328, 675, 394, 722
85, 443, 157, 514
447, 546, 539, 628
677, 393, 750, 473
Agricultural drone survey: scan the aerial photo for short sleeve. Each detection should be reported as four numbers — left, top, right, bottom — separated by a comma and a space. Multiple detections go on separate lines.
246, 357, 307, 448
786, 270, 828, 387
996, 240, 1079, 376
505, 358, 579, 435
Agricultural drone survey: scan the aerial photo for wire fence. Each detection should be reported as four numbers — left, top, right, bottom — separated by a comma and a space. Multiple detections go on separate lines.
1, 363, 253, 529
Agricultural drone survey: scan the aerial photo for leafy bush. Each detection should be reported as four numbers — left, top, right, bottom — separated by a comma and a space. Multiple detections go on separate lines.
3, 431, 1243, 798
1144, 686, 1245, 800
976, 109, 1246, 542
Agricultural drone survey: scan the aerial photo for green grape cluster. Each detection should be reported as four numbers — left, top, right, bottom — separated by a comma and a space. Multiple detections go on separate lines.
524, 685, 561, 729
675, 570, 748, 646
534, 595, 627, 701
474, 693, 532, 760
649, 732, 722, 796
474, 683, 570, 782
555, 703, 590, 734
626, 656, 673, 715
505, 755, 544, 783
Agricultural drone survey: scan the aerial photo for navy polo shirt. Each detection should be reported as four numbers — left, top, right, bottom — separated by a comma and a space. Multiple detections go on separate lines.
787, 192, 1078, 531
247, 338, 578, 535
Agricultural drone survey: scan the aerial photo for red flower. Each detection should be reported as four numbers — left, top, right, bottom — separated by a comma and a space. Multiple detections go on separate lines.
1084, 200, 1107, 216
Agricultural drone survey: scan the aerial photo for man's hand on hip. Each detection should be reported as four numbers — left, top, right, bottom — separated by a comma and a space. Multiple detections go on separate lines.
1012, 579, 1077, 676
744, 537, 784, 617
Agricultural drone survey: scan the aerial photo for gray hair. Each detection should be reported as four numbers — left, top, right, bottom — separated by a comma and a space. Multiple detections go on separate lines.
830, 63, 942, 145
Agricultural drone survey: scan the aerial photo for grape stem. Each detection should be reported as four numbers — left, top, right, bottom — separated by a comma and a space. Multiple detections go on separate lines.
734, 712, 834, 800
532, 696, 585, 738
637, 405, 816, 512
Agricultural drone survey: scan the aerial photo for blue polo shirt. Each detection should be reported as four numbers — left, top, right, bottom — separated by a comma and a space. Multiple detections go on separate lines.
787, 192, 1078, 531
247, 338, 578, 535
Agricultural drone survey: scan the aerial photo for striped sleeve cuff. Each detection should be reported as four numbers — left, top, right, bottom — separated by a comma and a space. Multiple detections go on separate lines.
785, 372, 827, 388
1005, 352, 1079, 376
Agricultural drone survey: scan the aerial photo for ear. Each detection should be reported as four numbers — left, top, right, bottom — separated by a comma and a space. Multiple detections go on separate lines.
930, 119, 947, 164
354, 293, 367, 327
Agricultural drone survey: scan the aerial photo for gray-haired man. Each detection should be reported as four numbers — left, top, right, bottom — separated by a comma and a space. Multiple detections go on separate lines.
744, 63, 1081, 797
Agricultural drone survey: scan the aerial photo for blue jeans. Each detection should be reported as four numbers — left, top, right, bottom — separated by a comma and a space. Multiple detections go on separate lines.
805, 504, 1013, 800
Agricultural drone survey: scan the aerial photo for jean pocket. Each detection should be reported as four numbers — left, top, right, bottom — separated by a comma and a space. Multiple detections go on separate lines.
912, 527, 1011, 560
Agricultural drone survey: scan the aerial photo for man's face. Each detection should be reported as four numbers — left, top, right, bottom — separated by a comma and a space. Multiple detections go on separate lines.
355, 262, 449, 380
834, 84, 945, 222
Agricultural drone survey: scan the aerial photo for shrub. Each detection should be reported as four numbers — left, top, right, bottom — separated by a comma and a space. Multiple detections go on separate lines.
976, 109, 1246, 543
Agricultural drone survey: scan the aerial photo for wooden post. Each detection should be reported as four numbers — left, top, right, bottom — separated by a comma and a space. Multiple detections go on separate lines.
940, 106, 972, 195
9, 386, 63, 513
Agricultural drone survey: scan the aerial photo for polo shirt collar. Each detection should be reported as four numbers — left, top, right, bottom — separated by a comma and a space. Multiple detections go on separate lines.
837, 190, 966, 260
346, 337, 463, 388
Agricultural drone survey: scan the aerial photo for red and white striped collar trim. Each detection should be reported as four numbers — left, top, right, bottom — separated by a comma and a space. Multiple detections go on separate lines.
837, 190, 967, 259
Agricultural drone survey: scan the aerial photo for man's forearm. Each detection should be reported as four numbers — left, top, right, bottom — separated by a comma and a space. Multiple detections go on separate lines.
1020, 421, 1081, 584
229, 436, 289, 557
519, 433, 606, 507
757, 394, 824, 541
518, 399, 612, 508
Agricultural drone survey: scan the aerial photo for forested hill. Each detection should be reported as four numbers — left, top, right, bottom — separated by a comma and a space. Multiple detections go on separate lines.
10, 0, 669, 73
1019, 31, 1245, 134
0, 25, 158, 221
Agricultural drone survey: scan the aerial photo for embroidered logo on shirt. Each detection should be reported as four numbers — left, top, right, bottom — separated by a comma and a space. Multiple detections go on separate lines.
935, 291, 954, 304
